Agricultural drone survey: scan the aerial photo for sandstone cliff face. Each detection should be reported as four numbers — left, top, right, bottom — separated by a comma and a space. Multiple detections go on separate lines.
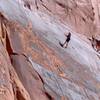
0, 0, 100, 100
0, 13, 31, 100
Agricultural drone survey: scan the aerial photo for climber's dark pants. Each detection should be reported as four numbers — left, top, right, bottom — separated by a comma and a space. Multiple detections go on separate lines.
62, 41, 68, 48
62, 37, 70, 48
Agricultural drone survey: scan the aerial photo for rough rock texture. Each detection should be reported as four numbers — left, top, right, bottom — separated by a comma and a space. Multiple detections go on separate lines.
0, 13, 31, 100
0, 0, 100, 100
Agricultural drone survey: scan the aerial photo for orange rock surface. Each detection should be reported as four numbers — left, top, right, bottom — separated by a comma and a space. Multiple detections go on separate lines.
0, 0, 100, 100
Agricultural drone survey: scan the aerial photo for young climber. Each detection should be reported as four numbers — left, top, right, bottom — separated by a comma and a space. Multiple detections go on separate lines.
59, 32, 71, 48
